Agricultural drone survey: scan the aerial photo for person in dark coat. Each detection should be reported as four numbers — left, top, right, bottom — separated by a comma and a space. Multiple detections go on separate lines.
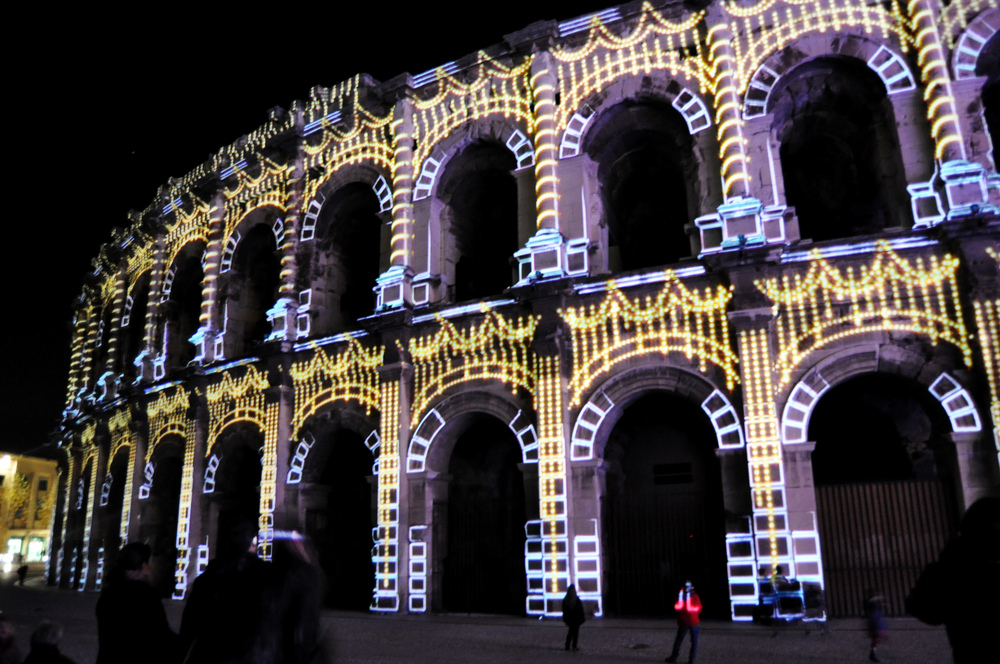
665, 580, 702, 663
261, 531, 324, 664
908, 496, 1000, 664
179, 519, 272, 664
864, 589, 886, 662
95, 542, 180, 664
561, 584, 585, 651
22, 622, 75, 664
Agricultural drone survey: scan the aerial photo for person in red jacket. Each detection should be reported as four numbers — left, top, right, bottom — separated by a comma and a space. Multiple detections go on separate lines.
665, 580, 702, 663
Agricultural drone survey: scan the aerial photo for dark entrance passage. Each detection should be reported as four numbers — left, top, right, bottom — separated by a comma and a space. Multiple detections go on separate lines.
209, 427, 263, 560
602, 393, 727, 617
303, 429, 376, 611
140, 440, 183, 596
810, 373, 958, 616
97, 451, 129, 585
442, 417, 527, 615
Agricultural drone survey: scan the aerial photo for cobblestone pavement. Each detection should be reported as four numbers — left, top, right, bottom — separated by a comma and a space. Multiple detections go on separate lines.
0, 577, 953, 663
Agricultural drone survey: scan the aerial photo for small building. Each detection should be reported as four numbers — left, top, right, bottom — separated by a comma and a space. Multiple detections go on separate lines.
0, 452, 58, 570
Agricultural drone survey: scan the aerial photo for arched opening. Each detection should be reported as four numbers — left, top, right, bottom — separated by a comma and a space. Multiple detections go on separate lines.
313, 182, 384, 332
207, 425, 263, 560
120, 274, 150, 385
227, 224, 280, 356
809, 373, 959, 616
140, 438, 183, 596
163, 243, 204, 371
585, 100, 696, 271
438, 141, 519, 302
440, 416, 527, 615
298, 428, 376, 611
601, 393, 727, 617
97, 450, 129, 582
770, 57, 909, 242
978, 33, 999, 157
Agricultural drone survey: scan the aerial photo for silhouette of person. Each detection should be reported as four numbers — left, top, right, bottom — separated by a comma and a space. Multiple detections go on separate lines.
561, 584, 585, 651
665, 580, 702, 663
22, 621, 76, 664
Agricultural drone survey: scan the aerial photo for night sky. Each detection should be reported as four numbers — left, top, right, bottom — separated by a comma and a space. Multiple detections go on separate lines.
3, 2, 615, 453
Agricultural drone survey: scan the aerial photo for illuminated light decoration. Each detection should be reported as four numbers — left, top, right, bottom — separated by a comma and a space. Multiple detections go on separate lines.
406, 407, 539, 474
780, 236, 939, 263
99, 473, 112, 507
560, 271, 739, 409
285, 432, 315, 485
78, 450, 100, 590
558, 111, 594, 159
550, 4, 709, 135
736, 327, 789, 608
505, 129, 535, 170
407, 526, 428, 612
296, 290, 312, 337
411, 298, 518, 325
571, 520, 603, 617
725, 515, 758, 621
405, 310, 539, 429
288, 337, 383, 436
972, 294, 1000, 462
203, 454, 220, 493
706, 12, 750, 200
410, 53, 533, 185
303, 110, 342, 137
929, 373, 983, 433
781, 371, 832, 445
757, 242, 974, 395
258, 398, 280, 562
411, 155, 441, 202
726, 1, 911, 97
530, 53, 559, 233
299, 196, 324, 242
570, 391, 614, 461
908, 0, 966, 162
413, 61, 461, 89
558, 7, 622, 37
57, 453, 76, 587
95, 546, 105, 591
292, 328, 369, 352
530, 355, 570, 616
163, 197, 184, 216
937, 0, 998, 49
372, 175, 393, 213
120, 295, 134, 328
138, 461, 154, 500
573, 266, 707, 295
68, 547, 78, 590
373, 374, 401, 612
671, 87, 712, 135
196, 544, 210, 576
951, 7, 998, 79
702, 390, 746, 448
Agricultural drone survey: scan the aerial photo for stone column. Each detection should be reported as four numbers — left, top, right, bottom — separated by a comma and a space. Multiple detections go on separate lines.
82, 438, 109, 591
174, 389, 208, 598
124, 416, 148, 543
99, 265, 129, 400
141, 236, 167, 382
376, 97, 416, 309
192, 193, 225, 363
268, 114, 304, 341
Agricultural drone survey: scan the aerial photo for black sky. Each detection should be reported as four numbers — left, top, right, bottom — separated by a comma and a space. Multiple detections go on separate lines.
3, 2, 615, 453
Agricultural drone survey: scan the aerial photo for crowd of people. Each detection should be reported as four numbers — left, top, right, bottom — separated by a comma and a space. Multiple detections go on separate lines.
0, 496, 995, 663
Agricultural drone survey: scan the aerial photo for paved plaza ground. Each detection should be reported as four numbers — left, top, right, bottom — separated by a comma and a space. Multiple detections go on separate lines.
0, 571, 954, 663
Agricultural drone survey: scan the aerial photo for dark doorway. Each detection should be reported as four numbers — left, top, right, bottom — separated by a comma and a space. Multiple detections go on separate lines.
304, 429, 376, 611
601, 392, 728, 617
98, 451, 129, 583
164, 243, 205, 370
442, 417, 527, 615
209, 427, 263, 561
809, 373, 958, 616
140, 441, 183, 596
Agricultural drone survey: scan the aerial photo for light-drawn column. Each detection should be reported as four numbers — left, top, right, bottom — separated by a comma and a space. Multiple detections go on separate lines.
267, 134, 304, 341
376, 98, 416, 310
373, 364, 407, 611
191, 194, 225, 362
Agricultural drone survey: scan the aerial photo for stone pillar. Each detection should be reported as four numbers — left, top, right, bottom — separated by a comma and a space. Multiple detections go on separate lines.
940, 432, 999, 511
124, 417, 149, 543
65, 306, 90, 409
514, 51, 569, 284
192, 193, 225, 363
377, 97, 416, 310
141, 236, 167, 382
82, 438, 109, 591
268, 117, 304, 342
98, 265, 129, 400
174, 392, 208, 599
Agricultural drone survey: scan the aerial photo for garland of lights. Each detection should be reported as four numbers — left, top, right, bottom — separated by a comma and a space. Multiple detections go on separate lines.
560, 272, 739, 408
937, 0, 997, 48
757, 243, 974, 393
288, 337, 385, 437
535, 355, 569, 600
406, 311, 539, 427
374, 376, 401, 610
973, 299, 1000, 459
410, 54, 533, 178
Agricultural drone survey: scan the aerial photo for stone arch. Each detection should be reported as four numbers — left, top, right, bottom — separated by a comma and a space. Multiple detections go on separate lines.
407, 389, 538, 474
160, 240, 206, 373
765, 52, 911, 241
120, 270, 151, 383
744, 34, 916, 119
287, 401, 380, 485
410, 117, 535, 306
139, 433, 185, 594
953, 8, 999, 80
780, 342, 982, 446
570, 364, 741, 463
299, 164, 393, 334
579, 73, 716, 271
219, 205, 284, 357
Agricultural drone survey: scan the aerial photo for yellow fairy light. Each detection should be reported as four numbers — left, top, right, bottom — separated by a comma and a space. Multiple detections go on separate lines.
560, 271, 738, 408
